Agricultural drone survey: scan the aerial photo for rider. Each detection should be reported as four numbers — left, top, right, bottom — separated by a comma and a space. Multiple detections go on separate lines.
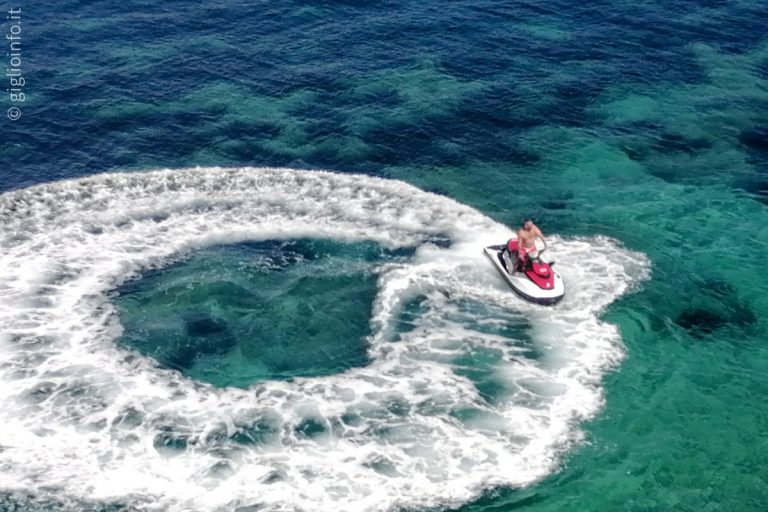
516, 218, 545, 270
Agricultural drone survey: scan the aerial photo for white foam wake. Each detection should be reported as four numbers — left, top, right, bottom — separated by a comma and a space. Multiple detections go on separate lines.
0, 167, 649, 511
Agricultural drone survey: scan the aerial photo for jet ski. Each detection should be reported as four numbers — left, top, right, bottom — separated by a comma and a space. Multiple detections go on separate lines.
483, 238, 564, 305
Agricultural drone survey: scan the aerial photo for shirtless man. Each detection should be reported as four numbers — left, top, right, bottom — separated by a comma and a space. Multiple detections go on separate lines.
516, 218, 545, 269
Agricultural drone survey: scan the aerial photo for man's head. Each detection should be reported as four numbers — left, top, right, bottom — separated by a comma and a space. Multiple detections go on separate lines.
522, 218, 534, 230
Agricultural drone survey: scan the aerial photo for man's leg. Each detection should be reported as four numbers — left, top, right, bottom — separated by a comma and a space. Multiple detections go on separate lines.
522, 247, 537, 270
517, 250, 527, 272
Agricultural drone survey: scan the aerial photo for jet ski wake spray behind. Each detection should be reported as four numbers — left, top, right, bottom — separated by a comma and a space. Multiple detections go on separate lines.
483, 237, 565, 305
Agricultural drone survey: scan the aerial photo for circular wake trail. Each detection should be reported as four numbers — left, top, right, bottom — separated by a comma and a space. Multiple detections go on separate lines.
0, 167, 649, 511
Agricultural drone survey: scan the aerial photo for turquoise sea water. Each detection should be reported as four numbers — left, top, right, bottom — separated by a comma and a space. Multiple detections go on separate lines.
1, 1, 768, 511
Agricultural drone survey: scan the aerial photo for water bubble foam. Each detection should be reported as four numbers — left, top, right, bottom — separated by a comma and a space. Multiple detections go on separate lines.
0, 167, 649, 511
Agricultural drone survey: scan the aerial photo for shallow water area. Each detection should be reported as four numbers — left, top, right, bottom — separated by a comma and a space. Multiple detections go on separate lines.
0, 167, 648, 512
114, 239, 399, 387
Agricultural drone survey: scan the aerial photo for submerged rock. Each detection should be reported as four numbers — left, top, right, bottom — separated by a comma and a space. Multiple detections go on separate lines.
740, 127, 768, 153
674, 279, 756, 338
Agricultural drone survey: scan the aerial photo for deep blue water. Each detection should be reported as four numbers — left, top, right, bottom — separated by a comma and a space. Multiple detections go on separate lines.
4, 0, 766, 198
